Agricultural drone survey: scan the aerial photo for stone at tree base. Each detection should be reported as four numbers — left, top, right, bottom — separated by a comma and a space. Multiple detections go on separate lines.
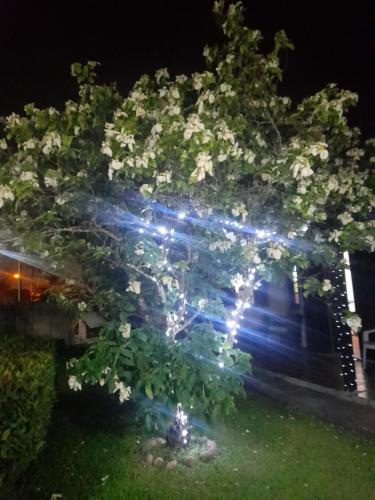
145, 453, 153, 465
153, 457, 165, 467
166, 460, 178, 470
206, 439, 217, 451
199, 439, 218, 462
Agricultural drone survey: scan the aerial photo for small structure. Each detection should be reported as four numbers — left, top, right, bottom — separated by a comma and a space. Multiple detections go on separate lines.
71, 311, 105, 345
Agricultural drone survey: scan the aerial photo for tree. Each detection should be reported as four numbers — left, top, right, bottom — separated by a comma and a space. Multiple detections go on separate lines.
0, 1, 374, 427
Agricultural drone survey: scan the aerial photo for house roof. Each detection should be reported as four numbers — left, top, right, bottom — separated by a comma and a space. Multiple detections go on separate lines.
81, 311, 106, 329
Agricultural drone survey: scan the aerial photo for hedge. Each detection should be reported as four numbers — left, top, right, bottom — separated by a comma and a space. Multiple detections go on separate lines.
0, 335, 55, 493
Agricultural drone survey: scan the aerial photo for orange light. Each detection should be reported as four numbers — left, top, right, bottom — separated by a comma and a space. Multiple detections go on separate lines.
13, 273, 20, 279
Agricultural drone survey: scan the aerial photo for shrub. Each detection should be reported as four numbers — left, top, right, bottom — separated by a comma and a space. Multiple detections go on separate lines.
0, 335, 55, 493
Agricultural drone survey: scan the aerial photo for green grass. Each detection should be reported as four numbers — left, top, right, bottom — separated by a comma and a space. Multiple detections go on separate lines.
10, 352, 375, 499
14, 381, 375, 500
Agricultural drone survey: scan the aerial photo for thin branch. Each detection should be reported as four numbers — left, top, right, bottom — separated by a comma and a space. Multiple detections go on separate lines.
174, 311, 200, 337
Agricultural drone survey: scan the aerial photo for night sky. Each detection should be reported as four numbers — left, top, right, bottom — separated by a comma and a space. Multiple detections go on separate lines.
1, 0, 374, 137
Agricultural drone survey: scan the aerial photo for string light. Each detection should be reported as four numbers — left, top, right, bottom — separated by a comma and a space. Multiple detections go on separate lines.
330, 258, 357, 392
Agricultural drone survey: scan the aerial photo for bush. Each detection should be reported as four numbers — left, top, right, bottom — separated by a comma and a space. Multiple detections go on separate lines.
0, 335, 55, 493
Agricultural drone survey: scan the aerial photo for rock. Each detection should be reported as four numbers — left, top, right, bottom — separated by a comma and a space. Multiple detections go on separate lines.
206, 439, 217, 451
153, 457, 165, 467
200, 448, 217, 461
145, 453, 154, 465
199, 440, 218, 462
184, 456, 195, 467
142, 437, 166, 453
166, 460, 178, 470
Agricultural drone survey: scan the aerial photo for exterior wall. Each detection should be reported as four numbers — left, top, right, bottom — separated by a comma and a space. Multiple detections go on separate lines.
15, 302, 73, 343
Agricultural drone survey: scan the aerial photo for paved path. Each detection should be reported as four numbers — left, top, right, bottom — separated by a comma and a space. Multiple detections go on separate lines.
245, 368, 375, 438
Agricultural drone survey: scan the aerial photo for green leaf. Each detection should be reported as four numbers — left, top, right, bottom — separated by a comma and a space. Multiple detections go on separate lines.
1, 428, 11, 441
145, 382, 153, 400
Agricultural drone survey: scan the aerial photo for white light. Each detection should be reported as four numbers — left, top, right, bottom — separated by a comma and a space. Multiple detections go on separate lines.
178, 212, 186, 219
182, 429, 188, 437
218, 361, 224, 368
256, 230, 265, 238
343, 251, 356, 312
158, 226, 168, 235
226, 320, 237, 329
138, 228, 144, 234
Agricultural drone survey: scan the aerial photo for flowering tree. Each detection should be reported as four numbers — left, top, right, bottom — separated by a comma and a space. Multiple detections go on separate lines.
0, 1, 374, 424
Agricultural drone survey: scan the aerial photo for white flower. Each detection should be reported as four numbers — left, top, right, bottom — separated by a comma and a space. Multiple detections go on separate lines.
322, 279, 332, 292
68, 375, 82, 392
267, 245, 283, 260
208, 240, 232, 252
22, 138, 37, 150
0, 139, 7, 150
156, 171, 172, 184
41, 131, 61, 155
225, 231, 236, 243
310, 142, 329, 160
231, 273, 244, 293
155, 68, 169, 84
219, 82, 235, 97
20, 171, 36, 183
337, 212, 353, 225
231, 202, 248, 221
152, 123, 163, 134
113, 381, 132, 403
55, 194, 66, 206
44, 175, 58, 188
244, 150, 255, 163
291, 157, 313, 178
0, 185, 15, 207
203, 45, 210, 59
135, 242, 144, 255
190, 152, 213, 183
78, 301, 87, 312
139, 184, 153, 197
110, 159, 123, 171
253, 255, 261, 265
101, 143, 113, 157
74, 126, 80, 136
346, 314, 362, 333
198, 298, 207, 310
328, 230, 342, 243
127, 280, 141, 294
175, 74, 188, 85
119, 323, 131, 338
116, 132, 135, 151
184, 114, 205, 140
66, 358, 78, 369
161, 275, 174, 290
327, 176, 339, 192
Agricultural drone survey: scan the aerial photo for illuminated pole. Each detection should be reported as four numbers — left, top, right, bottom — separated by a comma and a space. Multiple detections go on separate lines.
330, 260, 357, 392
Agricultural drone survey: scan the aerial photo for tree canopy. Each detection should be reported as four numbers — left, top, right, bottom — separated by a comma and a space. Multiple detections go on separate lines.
1, 1, 374, 425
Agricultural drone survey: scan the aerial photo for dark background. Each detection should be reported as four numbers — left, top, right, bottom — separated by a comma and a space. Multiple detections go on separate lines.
1, 0, 374, 137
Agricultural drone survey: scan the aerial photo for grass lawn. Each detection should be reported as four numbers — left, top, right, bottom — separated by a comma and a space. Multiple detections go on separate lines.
15, 373, 375, 500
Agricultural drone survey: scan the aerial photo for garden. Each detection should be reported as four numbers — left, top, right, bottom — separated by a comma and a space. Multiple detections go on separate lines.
1, 1, 375, 498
